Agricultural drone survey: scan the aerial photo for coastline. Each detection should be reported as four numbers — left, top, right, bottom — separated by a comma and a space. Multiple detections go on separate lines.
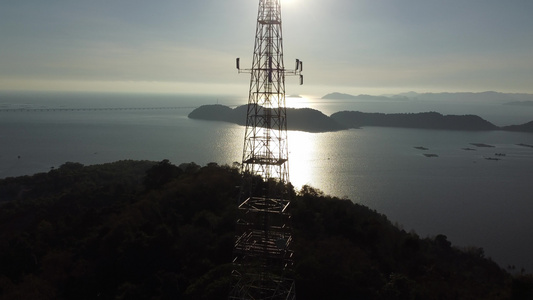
188, 104, 533, 133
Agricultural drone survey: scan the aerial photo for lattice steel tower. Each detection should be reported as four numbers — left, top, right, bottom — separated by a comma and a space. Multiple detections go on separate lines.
230, 0, 303, 299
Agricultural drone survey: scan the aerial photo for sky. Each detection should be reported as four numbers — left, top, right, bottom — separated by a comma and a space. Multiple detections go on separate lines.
1, 0, 533, 97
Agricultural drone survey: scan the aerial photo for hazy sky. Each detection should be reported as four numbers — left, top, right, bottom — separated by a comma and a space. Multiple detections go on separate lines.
1, 0, 533, 97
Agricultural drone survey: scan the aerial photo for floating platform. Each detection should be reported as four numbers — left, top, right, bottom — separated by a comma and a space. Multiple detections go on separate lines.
414, 146, 429, 150
471, 143, 495, 148
485, 157, 501, 161
517, 143, 533, 148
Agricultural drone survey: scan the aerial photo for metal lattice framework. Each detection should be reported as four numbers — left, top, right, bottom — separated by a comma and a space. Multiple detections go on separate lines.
230, 0, 302, 299
237, 0, 302, 185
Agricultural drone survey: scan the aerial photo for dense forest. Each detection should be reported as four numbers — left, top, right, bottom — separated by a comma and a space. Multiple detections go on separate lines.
0, 160, 532, 299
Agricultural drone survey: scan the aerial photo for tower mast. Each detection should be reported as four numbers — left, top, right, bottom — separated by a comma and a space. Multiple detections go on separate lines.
230, 0, 302, 299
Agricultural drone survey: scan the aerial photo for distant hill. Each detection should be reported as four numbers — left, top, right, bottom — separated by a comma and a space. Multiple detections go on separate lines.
503, 101, 533, 106
331, 111, 499, 131
501, 120, 533, 132
400, 91, 517, 103
325, 91, 533, 104
322, 92, 407, 101
187, 104, 236, 123
189, 104, 532, 132
188, 104, 346, 132
322, 92, 358, 100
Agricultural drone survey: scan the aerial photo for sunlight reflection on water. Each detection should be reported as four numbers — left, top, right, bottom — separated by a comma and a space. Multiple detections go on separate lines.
286, 95, 311, 110
287, 131, 317, 189
286, 127, 533, 273
288, 129, 370, 199
2, 93, 533, 273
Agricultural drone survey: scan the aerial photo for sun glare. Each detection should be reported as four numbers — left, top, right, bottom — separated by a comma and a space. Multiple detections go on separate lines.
286, 95, 310, 109
282, 0, 296, 6
288, 131, 317, 190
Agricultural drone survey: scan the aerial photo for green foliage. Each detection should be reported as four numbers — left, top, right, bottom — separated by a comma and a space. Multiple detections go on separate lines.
0, 161, 530, 299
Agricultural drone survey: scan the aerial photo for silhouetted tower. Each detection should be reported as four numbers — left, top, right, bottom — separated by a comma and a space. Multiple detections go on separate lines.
230, 0, 303, 299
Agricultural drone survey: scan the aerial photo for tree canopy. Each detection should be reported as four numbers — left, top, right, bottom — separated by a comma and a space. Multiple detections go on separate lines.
0, 160, 531, 299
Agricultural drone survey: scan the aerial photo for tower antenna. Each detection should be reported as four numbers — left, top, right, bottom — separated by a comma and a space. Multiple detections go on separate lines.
230, 0, 302, 299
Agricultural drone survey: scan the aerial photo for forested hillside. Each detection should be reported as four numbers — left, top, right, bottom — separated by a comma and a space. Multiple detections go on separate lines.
0, 161, 532, 299
188, 105, 526, 132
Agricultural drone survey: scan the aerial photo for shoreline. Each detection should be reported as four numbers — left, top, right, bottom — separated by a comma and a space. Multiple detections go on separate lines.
188, 104, 533, 133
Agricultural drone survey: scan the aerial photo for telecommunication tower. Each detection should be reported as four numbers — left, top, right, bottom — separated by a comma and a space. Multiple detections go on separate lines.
230, 0, 303, 299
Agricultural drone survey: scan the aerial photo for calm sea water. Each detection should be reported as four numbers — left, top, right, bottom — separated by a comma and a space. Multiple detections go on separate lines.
1, 91, 532, 272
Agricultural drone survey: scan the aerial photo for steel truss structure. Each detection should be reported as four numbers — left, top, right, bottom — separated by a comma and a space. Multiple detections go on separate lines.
230, 0, 302, 299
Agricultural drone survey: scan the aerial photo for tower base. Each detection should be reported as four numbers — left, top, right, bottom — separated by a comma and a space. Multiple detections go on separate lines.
230, 196, 295, 300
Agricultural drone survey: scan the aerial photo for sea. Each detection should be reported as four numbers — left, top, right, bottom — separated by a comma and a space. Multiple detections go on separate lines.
1, 91, 532, 272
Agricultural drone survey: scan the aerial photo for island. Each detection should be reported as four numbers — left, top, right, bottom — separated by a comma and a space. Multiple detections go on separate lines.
330, 111, 499, 131
503, 101, 533, 106
187, 104, 530, 132
188, 104, 346, 132
322, 92, 409, 101
502, 120, 533, 132
323, 91, 533, 104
